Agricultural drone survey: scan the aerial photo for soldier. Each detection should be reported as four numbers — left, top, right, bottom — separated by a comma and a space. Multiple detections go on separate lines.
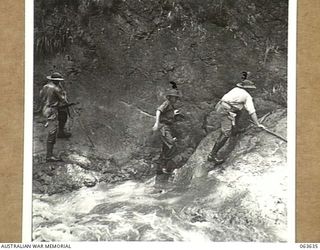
39, 72, 72, 162
152, 88, 182, 174
207, 79, 265, 164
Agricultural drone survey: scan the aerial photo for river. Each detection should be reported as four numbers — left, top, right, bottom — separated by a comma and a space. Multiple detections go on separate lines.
33, 170, 283, 242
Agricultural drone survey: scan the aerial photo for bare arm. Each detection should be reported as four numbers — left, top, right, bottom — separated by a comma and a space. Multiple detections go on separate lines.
245, 94, 265, 129
152, 110, 161, 131
36, 89, 45, 113
250, 112, 265, 129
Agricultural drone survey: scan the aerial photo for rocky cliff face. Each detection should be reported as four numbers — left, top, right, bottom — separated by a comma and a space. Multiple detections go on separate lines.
33, 0, 288, 166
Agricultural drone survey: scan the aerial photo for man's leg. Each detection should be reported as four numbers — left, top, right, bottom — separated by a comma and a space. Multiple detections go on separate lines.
207, 133, 228, 163
165, 159, 177, 173
207, 115, 232, 164
46, 119, 61, 162
159, 125, 177, 174
57, 109, 71, 138
231, 110, 245, 136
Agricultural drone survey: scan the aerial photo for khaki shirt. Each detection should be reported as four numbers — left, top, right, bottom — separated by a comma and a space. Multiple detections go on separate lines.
157, 100, 175, 125
40, 82, 67, 108
40, 82, 68, 119
221, 87, 256, 115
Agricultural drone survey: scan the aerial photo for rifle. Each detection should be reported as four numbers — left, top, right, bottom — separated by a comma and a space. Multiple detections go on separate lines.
58, 102, 79, 109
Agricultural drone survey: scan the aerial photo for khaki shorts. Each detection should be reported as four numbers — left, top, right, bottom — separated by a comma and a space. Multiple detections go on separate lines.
43, 106, 59, 143
158, 124, 177, 163
220, 114, 233, 137
215, 102, 236, 137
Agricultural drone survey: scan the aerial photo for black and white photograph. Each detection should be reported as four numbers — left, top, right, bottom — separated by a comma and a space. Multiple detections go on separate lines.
29, 0, 292, 242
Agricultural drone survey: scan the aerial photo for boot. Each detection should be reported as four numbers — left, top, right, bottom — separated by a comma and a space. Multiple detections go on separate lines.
46, 142, 61, 162
161, 167, 173, 174
207, 134, 228, 164
156, 164, 164, 175
207, 154, 224, 165
160, 159, 177, 174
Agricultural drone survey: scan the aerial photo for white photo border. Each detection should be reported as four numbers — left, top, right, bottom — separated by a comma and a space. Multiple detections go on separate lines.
23, 0, 298, 247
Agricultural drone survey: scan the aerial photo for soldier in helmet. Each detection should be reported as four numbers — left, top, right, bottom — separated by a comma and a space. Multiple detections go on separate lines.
39, 72, 72, 162
152, 87, 182, 174
207, 78, 265, 164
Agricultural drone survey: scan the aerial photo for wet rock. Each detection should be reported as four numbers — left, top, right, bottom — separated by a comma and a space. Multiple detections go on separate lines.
67, 153, 91, 168
83, 177, 97, 188
173, 109, 287, 241
33, 156, 101, 195
205, 111, 221, 133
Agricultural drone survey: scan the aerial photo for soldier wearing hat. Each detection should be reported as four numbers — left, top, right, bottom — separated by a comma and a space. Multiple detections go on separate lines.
39, 72, 72, 162
152, 87, 182, 174
207, 78, 265, 164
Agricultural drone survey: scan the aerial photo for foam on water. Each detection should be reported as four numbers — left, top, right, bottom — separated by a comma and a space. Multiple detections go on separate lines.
33, 176, 219, 241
